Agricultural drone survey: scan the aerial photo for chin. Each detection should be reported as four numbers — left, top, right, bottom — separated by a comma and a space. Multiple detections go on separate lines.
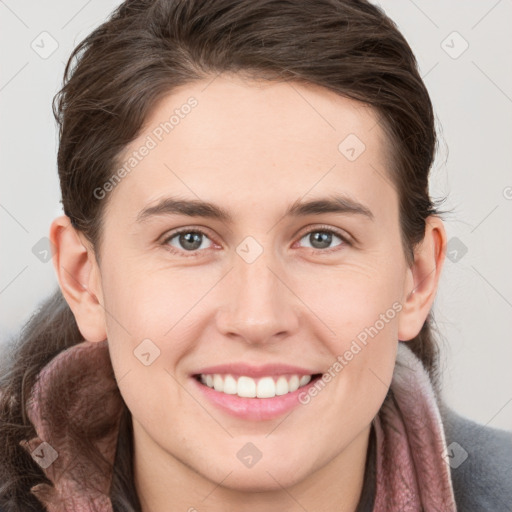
220, 472, 303, 493
205, 458, 311, 492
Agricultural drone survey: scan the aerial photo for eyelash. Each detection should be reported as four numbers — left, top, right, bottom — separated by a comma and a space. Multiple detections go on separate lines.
161, 225, 351, 258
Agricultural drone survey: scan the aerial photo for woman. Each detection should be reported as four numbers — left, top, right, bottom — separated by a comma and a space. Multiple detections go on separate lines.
1, 0, 511, 510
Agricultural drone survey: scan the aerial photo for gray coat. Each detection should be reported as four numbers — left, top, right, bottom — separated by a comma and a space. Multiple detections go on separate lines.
441, 404, 512, 511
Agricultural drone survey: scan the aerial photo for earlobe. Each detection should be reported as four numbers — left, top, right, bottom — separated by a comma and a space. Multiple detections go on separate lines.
49, 215, 107, 342
398, 216, 447, 341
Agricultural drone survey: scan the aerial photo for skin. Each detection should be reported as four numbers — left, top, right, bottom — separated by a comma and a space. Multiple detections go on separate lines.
50, 73, 446, 512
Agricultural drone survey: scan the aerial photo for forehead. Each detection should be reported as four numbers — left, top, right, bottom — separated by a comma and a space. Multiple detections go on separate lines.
108, 74, 397, 225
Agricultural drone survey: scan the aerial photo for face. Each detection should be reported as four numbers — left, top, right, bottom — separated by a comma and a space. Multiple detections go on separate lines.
90, 74, 412, 491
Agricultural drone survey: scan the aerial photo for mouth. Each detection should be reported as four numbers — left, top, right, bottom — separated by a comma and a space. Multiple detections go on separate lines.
193, 372, 323, 398
191, 372, 324, 421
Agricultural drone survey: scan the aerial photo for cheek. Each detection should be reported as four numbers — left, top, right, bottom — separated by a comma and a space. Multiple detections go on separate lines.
101, 255, 213, 338
310, 263, 403, 414
307, 258, 404, 342
98, 260, 202, 398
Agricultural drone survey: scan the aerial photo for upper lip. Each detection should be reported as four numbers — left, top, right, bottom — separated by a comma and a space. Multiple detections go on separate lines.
193, 363, 320, 378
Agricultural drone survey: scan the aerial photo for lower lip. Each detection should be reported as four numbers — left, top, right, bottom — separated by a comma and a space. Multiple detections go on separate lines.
191, 375, 321, 421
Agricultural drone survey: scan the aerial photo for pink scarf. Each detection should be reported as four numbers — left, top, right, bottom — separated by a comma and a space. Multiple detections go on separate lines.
20, 340, 456, 511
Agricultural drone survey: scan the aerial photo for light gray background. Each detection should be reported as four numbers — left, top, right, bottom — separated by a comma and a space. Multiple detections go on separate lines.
1, 1, 511, 430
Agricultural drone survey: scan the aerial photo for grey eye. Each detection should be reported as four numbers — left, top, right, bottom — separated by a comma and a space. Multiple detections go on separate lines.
299, 230, 344, 250
167, 231, 212, 252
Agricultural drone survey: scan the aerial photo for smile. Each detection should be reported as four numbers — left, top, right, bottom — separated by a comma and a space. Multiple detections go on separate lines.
192, 372, 323, 421
196, 373, 319, 398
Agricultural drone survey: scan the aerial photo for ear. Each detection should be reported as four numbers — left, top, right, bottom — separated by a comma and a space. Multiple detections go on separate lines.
398, 215, 447, 341
49, 215, 107, 342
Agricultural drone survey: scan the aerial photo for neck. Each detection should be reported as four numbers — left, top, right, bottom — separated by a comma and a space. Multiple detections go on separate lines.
133, 419, 371, 512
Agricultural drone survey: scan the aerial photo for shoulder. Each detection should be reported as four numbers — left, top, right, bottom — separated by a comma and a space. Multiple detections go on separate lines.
440, 403, 512, 511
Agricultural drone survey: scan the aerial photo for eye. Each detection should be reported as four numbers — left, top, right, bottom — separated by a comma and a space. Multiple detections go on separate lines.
295, 226, 349, 253
163, 228, 214, 257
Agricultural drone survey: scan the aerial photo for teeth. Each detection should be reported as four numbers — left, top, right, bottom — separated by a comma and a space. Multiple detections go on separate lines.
199, 373, 313, 398
289, 375, 300, 392
257, 377, 275, 398
299, 375, 311, 387
223, 375, 237, 394
275, 376, 289, 396
213, 374, 224, 392
238, 376, 256, 397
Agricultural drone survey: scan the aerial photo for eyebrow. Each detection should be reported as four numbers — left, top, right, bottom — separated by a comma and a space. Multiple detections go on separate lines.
136, 194, 374, 224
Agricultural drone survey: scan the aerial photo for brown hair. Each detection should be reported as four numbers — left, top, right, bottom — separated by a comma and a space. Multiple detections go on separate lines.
0, 0, 447, 510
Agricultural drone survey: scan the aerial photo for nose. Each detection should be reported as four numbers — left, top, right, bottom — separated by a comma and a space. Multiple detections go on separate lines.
216, 250, 300, 346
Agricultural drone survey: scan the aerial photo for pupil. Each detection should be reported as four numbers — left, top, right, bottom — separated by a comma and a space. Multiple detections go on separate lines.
311, 231, 331, 249
181, 232, 202, 250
